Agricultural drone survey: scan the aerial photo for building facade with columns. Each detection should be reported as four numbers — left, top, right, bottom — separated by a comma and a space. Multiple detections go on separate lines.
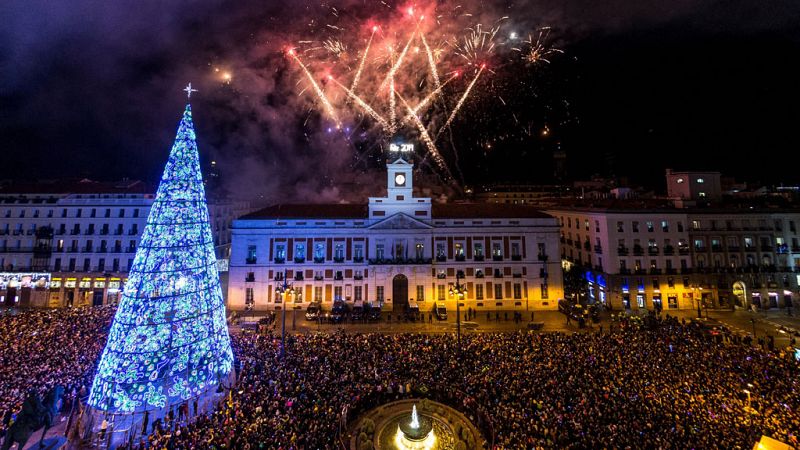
0, 179, 249, 307
228, 157, 563, 313
546, 207, 800, 312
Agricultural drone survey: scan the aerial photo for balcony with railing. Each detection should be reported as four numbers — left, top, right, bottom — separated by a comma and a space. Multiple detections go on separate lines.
537, 253, 548, 261
369, 257, 433, 265
245, 256, 257, 264
273, 257, 285, 264
511, 254, 522, 261
593, 245, 602, 254
648, 247, 659, 255
633, 245, 644, 256
617, 247, 629, 256
245, 274, 255, 282
294, 257, 306, 263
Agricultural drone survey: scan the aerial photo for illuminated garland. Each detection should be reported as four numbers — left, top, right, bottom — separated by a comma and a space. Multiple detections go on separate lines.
88, 104, 234, 413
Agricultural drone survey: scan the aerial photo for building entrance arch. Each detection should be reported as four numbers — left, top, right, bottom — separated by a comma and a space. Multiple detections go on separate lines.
732, 281, 747, 308
392, 274, 409, 313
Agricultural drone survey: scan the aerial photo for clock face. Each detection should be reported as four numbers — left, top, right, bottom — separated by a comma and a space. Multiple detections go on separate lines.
395, 174, 406, 186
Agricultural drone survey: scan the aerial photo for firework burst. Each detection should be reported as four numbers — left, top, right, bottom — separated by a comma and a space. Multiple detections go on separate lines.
284, 4, 565, 184
516, 27, 563, 65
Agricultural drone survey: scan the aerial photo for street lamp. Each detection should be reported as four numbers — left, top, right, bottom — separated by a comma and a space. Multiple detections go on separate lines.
275, 270, 295, 358
449, 270, 467, 354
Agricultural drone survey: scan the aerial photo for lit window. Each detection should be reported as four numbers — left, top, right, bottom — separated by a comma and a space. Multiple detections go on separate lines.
697, 178, 704, 183
676, 178, 684, 184
699, 192, 706, 198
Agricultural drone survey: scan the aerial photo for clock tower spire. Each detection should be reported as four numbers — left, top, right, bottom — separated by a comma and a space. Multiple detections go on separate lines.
368, 141, 431, 220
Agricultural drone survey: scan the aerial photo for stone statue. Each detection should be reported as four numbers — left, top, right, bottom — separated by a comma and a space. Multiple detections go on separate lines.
1, 386, 63, 450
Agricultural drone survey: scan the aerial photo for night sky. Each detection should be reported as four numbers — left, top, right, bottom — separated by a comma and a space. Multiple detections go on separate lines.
1, 0, 799, 202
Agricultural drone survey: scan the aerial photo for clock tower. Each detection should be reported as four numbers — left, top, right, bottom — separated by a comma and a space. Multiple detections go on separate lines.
368, 142, 431, 220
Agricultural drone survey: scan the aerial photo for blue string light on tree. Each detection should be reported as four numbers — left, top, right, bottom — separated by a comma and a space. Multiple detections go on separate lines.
88, 86, 234, 414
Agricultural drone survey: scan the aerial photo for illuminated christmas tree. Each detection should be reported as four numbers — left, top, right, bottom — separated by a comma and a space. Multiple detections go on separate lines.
88, 99, 234, 414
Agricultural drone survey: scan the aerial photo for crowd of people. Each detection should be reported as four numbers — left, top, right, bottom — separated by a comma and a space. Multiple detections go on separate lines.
138, 315, 799, 449
0, 306, 115, 438
1, 305, 798, 449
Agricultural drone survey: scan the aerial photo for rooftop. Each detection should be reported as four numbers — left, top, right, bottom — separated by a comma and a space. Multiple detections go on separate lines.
240, 203, 553, 220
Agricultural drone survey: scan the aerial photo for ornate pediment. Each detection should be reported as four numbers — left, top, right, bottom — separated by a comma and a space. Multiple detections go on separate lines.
369, 213, 432, 230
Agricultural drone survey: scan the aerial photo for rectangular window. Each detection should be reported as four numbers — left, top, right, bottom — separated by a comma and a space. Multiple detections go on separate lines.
415, 243, 424, 259
377, 286, 384, 301
245, 288, 254, 306
314, 287, 323, 302
133, 209, 139, 218
275, 244, 286, 261
314, 243, 325, 260
247, 245, 257, 263
476, 284, 484, 300
334, 286, 343, 301
376, 244, 385, 260
474, 243, 484, 258
54, 258, 61, 271
354, 244, 363, 260
494, 284, 503, 300
617, 221, 624, 232
118, 209, 125, 218
492, 243, 502, 258
83, 258, 90, 271
417, 285, 425, 301
104, 209, 111, 218
661, 220, 669, 232
295, 243, 305, 260
513, 283, 522, 299
90, 208, 96, 218
632, 221, 639, 232
354, 286, 362, 301
437, 285, 445, 301
334, 243, 344, 260
436, 243, 446, 258
540, 283, 549, 299
455, 243, 464, 257
511, 242, 520, 258
646, 221, 654, 232
595, 220, 600, 232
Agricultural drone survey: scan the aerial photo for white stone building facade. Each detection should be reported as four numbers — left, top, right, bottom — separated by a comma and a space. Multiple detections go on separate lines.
0, 180, 248, 307
228, 158, 564, 314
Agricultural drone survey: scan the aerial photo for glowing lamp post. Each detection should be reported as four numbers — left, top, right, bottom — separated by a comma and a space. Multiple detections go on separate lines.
449, 270, 467, 355
276, 270, 295, 358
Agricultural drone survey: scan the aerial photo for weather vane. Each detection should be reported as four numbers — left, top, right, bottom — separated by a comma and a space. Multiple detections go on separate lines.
183, 82, 198, 100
